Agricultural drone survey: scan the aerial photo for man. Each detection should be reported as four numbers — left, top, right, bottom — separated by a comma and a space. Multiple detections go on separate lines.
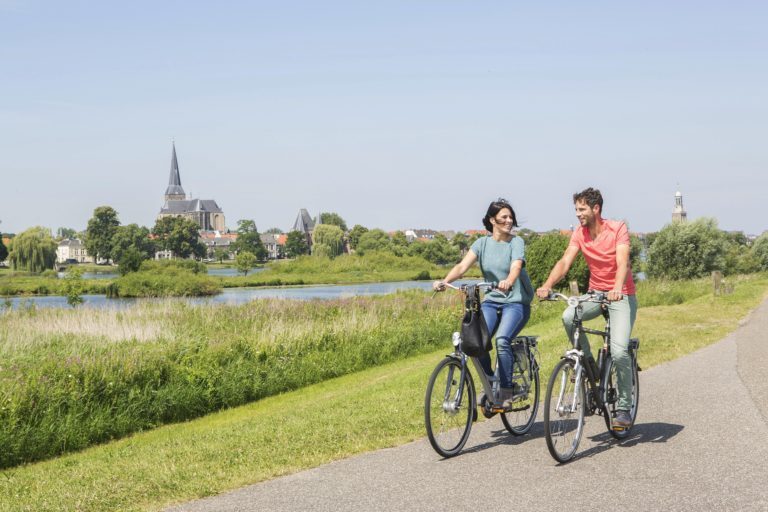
536, 187, 637, 428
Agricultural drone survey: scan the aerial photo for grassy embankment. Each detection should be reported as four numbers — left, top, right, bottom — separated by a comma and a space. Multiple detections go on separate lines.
218, 252, 474, 288
0, 274, 766, 511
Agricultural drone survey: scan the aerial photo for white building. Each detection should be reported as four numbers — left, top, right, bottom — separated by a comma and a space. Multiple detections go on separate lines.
56, 239, 93, 264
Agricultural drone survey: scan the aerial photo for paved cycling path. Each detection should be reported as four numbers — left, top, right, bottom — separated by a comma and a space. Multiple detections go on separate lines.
168, 298, 768, 512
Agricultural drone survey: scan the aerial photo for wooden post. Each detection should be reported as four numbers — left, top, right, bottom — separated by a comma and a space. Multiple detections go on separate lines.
712, 271, 723, 295
569, 280, 580, 296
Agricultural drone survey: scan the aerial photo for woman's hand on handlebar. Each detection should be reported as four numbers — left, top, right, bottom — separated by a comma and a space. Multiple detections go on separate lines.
607, 289, 623, 301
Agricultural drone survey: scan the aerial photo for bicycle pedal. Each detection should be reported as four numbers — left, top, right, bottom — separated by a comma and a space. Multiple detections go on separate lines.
612, 425, 628, 431
490, 406, 506, 413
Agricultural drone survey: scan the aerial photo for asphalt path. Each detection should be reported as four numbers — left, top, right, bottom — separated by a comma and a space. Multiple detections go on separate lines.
168, 298, 768, 512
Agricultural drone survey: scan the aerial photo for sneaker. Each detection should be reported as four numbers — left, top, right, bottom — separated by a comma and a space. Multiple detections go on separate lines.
613, 410, 632, 428
498, 387, 524, 410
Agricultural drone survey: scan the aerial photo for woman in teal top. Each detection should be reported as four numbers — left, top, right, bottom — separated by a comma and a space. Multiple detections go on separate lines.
433, 199, 533, 409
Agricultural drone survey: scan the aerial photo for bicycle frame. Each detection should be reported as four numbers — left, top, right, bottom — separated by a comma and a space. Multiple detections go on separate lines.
556, 293, 612, 414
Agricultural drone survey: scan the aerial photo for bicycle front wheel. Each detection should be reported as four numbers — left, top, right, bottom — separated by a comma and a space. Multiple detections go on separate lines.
501, 363, 540, 436
425, 357, 476, 457
603, 355, 640, 439
544, 358, 586, 463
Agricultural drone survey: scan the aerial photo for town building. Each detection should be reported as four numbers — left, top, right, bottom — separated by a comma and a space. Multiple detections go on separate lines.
157, 143, 226, 232
56, 239, 93, 264
199, 231, 239, 260
292, 208, 315, 247
672, 190, 687, 223
261, 233, 287, 259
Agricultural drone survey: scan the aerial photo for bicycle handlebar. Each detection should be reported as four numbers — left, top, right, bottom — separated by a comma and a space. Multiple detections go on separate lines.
542, 291, 610, 307
435, 281, 498, 293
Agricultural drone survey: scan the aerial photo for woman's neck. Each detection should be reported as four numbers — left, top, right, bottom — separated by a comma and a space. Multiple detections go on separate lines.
492, 231, 513, 242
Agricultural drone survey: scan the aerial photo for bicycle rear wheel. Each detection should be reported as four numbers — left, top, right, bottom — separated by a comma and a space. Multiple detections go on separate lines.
544, 358, 586, 463
501, 359, 540, 436
603, 355, 640, 439
425, 357, 476, 457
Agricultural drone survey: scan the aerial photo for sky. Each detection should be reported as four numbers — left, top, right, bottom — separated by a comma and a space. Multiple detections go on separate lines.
1, 1, 766, 236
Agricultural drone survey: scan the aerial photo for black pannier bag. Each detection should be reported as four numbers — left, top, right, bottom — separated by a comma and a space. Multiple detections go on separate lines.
460, 285, 491, 356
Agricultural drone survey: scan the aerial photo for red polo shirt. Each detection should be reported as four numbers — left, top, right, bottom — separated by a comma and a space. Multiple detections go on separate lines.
569, 219, 636, 295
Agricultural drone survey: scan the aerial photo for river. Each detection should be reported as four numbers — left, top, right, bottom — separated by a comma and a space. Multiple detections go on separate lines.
2, 280, 450, 310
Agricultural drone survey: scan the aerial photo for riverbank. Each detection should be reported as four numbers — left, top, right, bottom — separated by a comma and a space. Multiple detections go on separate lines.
2, 273, 766, 511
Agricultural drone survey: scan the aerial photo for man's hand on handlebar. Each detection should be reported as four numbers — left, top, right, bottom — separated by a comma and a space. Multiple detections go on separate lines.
536, 286, 552, 300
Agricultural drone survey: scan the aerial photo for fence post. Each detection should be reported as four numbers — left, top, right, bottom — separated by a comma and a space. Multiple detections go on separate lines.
569, 280, 580, 296
712, 271, 723, 295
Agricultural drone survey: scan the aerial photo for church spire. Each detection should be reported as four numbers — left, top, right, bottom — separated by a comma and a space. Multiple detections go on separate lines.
164, 142, 186, 201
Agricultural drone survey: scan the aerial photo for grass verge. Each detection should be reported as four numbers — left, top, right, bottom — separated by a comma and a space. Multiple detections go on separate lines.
0, 275, 766, 511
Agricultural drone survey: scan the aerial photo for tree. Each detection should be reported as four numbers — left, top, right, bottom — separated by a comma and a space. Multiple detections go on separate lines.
751, 233, 768, 271
56, 227, 77, 240
214, 247, 228, 263
232, 219, 267, 260
152, 216, 206, 259
285, 231, 309, 258
356, 229, 391, 255
8, 226, 58, 272
235, 251, 257, 276
117, 247, 146, 275
525, 232, 590, 293
389, 231, 409, 256
408, 234, 460, 265
62, 266, 85, 307
85, 206, 120, 263
348, 224, 369, 250
0, 236, 7, 263
317, 212, 347, 232
646, 218, 729, 280
111, 224, 155, 271
264, 227, 283, 235
311, 224, 344, 258
451, 233, 469, 255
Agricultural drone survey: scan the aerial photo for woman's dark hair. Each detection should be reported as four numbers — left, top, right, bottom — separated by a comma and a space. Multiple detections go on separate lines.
482, 198, 518, 232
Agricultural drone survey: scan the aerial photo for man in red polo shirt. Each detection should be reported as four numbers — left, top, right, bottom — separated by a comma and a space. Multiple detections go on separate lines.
536, 187, 637, 428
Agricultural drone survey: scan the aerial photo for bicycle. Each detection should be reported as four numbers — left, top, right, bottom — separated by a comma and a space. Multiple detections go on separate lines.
424, 281, 540, 458
542, 291, 640, 463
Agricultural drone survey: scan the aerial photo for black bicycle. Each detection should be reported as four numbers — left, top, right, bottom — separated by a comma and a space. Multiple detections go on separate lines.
424, 282, 540, 458
542, 291, 640, 463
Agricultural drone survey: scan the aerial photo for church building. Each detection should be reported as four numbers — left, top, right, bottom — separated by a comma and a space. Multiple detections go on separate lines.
157, 143, 226, 232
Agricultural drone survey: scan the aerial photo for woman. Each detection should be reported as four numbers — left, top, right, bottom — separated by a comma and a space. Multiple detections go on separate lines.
433, 199, 533, 408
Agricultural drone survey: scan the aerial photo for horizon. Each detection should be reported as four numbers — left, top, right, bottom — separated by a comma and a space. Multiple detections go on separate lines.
2, 2, 766, 236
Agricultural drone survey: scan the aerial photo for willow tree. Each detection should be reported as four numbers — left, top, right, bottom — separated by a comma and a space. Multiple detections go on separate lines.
8, 227, 58, 272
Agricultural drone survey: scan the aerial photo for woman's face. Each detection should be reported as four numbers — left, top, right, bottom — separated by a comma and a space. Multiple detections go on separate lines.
490, 207, 515, 234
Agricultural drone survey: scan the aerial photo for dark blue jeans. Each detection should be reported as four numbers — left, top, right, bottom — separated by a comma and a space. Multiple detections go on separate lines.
478, 301, 531, 388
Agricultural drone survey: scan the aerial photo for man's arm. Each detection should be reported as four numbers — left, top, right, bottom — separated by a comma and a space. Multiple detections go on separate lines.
536, 245, 580, 298
608, 244, 630, 301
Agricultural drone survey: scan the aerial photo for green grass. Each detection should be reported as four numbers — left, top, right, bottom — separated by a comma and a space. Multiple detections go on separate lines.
0, 274, 766, 511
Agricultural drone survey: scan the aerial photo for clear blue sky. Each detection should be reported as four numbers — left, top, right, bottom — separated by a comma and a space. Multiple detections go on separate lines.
1, 1, 766, 235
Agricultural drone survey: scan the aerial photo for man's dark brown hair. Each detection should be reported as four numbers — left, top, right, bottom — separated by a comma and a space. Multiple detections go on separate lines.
573, 187, 603, 213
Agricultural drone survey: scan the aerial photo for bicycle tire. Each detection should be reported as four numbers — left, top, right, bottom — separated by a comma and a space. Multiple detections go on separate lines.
544, 358, 586, 463
602, 355, 640, 439
424, 357, 476, 457
501, 354, 540, 436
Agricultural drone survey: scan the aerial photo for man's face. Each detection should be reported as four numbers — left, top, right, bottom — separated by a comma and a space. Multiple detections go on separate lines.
574, 200, 599, 227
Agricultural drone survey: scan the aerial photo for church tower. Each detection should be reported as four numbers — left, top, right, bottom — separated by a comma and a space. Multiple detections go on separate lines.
672, 190, 687, 223
164, 142, 186, 201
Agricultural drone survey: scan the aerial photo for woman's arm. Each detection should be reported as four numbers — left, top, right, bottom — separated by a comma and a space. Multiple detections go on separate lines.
433, 250, 478, 291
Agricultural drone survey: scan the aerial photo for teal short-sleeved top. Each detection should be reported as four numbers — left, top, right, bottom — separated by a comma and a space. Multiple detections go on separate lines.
470, 235, 533, 304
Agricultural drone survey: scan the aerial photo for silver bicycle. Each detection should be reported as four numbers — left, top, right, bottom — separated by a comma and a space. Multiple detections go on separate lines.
424, 282, 540, 457
543, 291, 640, 463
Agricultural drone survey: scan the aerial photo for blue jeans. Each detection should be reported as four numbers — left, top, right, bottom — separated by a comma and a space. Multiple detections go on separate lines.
478, 301, 531, 388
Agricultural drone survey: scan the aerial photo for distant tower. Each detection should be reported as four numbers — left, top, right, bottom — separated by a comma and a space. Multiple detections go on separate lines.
164, 143, 186, 201
672, 190, 687, 223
